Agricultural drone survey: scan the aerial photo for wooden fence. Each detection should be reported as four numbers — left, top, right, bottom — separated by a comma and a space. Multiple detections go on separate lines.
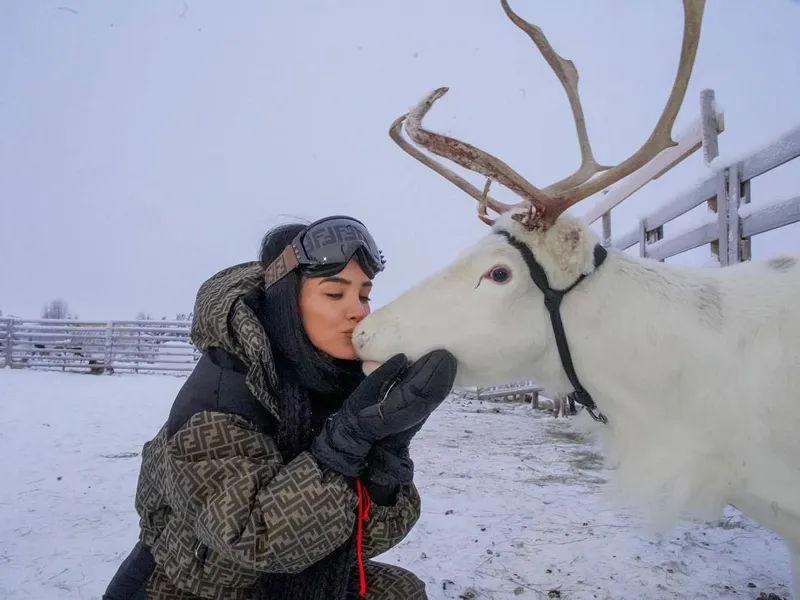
610, 125, 800, 263
0, 318, 199, 374
582, 88, 726, 246
457, 381, 545, 406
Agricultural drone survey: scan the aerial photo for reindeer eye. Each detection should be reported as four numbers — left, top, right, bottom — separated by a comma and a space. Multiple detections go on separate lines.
485, 265, 512, 284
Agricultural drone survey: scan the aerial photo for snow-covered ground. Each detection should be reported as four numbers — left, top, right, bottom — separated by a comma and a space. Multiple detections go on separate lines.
0, 369, 793, 600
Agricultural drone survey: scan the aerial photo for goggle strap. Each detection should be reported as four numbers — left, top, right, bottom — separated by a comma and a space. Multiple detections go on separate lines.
264, 245, 300, 291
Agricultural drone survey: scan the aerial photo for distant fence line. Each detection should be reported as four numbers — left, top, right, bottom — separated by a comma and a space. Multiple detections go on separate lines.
0, 318, 198, 374
0, 318, 545, 401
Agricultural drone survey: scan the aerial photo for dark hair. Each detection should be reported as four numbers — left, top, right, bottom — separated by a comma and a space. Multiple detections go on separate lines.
247, 221, 366, 456
248, 221, 370, 600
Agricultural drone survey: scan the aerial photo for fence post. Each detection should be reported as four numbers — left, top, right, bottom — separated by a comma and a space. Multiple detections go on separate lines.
643, 219, 664, 261
700, 89, 722, 165
601, 212, 612, 248
739, 166, 752, 262
712, 169, 728, 265
725, 163, 750, 265
638, 218, 648, 258
715, 164, 749, 267
4, 319, 14, 368
104, 321, 114, 374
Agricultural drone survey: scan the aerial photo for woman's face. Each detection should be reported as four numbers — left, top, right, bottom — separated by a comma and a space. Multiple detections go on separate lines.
299, 258, 373, 360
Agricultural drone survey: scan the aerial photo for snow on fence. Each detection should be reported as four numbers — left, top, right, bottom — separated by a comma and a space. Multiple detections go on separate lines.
582, 88, 726, 247
0, 318, 199, 374
611, 124, 800, 264
456, 380, 544, 406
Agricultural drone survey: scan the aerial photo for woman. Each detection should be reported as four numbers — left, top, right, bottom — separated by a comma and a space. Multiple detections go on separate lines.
102, 215, 457, 600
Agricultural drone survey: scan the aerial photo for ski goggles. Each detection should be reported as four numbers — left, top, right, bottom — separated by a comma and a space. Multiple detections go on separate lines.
264, 216, 385, 290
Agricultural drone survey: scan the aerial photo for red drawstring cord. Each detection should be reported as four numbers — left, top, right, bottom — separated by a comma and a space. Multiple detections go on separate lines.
355, 479, 371, 597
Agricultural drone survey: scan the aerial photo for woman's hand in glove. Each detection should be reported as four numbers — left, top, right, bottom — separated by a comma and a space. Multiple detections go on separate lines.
310, 349, 457, 478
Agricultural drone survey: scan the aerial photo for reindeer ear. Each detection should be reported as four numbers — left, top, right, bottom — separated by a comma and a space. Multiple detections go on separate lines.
560, 222, 582, 252
547, 220, 588, 274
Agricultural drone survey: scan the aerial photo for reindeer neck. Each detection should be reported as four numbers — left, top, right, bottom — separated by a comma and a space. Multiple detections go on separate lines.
553, 250, 726, 422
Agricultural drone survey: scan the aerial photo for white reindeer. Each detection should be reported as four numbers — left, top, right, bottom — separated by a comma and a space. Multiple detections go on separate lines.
354, 0, 800, 596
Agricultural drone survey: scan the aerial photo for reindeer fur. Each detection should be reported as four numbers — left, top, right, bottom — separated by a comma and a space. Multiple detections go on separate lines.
353, 211, 800, 595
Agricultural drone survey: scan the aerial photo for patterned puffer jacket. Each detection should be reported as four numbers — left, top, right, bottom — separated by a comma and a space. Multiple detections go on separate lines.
119, 262, 421, 599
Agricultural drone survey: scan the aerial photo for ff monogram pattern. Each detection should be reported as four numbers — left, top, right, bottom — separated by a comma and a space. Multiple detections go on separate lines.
132, 262, 422, 599
301, 222, 386, 271
303, 222, 374, 252
345, 561, 428, 599
263, 247, 299, 290
143, 556, 428, 600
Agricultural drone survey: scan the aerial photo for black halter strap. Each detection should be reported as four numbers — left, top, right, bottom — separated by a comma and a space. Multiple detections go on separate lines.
497, 230, 608, 424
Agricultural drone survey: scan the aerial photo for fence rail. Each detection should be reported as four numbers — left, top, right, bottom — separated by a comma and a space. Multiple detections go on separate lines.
0, 318, 199, 374
456, 381, 543, 402
612, 125, 800, 264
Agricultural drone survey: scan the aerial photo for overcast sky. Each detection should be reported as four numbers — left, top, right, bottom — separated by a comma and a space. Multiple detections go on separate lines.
2, 1, 799, 320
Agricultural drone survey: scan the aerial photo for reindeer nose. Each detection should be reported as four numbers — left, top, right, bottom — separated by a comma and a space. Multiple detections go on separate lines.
351, 330, 374, 351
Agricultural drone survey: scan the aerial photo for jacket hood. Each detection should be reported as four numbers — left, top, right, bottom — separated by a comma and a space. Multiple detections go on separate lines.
190, 261, 281, 419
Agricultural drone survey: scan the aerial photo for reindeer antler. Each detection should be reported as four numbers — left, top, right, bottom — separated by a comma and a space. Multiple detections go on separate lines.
390, 0, 706, 230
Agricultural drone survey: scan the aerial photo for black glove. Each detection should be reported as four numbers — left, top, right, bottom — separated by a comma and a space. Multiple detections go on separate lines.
368, 350, 459, 486
367, 418, 426, 488
311, 349, 457, 478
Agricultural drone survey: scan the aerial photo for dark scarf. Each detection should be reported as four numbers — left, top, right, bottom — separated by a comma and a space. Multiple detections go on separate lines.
256, 327, 366, 600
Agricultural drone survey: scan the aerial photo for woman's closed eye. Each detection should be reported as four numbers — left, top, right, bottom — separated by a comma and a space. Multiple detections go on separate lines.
325, 292, 371, 303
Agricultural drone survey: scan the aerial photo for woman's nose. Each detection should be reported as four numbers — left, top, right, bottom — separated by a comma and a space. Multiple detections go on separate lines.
346, 299, 369, 322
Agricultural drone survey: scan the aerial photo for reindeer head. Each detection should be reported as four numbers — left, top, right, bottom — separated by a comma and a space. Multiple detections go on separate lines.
353, 210, 602, 388
354, 0, 705, 387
